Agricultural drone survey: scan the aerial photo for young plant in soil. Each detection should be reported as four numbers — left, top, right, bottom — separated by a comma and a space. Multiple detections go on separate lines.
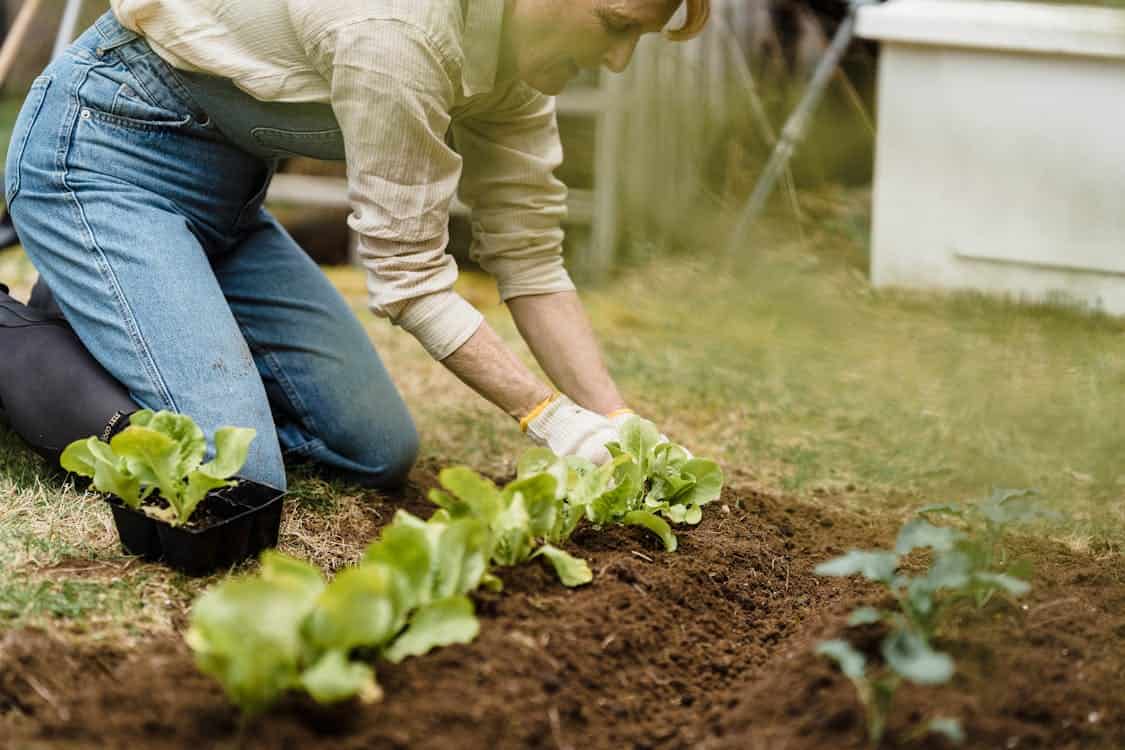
917, 488, 1059, 608
566, 416, 724, 551
428, 449, 592, 587
816, 638, 964, 748
186, 509, 490, 715
814, 497, 1042, 746
60, 409, 255, 526
428, 420, 725, 583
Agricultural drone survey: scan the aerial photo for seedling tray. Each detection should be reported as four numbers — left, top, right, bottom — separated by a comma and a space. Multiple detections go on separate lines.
107, 479, 285, 577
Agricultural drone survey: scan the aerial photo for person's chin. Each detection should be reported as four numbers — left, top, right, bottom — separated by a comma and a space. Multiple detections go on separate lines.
528, 61, 578, 96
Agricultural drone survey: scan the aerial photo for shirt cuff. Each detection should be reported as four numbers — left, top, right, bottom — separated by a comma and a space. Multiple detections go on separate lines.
393, 290, 484, 361
494, 263, 577, 302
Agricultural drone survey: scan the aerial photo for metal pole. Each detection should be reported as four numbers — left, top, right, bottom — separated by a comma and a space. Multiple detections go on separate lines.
725, 0, 874, 255
52, 0, 85, 59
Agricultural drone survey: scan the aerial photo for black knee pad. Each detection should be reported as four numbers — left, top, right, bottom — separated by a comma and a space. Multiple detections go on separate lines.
27, 275, 63, 318
0, 282, 138, 469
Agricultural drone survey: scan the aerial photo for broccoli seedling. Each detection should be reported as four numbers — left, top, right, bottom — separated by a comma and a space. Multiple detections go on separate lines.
816, 637, 960, 748
814, 494, 1045, 747
918, 488, 1059, 608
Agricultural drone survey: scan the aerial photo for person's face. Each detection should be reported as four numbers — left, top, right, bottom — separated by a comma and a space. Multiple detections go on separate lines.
502, 0, 679, 95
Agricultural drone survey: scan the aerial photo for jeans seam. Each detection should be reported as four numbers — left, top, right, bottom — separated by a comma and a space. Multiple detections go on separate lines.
84, 106, 193, 133
234, 161, 278, 229
58, 63, 178, 413
282, 436, 327, 459
5, 76, 51, 205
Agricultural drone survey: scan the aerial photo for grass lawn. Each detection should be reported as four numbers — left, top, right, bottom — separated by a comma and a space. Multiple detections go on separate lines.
1, 191, 1122, 639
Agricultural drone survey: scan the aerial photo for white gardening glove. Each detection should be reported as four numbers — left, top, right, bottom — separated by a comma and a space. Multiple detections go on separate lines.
523, 393, 619, 464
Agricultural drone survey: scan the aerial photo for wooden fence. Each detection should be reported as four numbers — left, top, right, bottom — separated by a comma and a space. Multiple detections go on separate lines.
572, 0, 781, 276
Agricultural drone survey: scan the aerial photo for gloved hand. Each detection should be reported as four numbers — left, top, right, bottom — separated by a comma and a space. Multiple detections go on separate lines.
522, 393, 619, 464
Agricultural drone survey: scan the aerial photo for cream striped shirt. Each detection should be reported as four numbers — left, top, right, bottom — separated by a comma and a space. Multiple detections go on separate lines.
110, 0, 575, 360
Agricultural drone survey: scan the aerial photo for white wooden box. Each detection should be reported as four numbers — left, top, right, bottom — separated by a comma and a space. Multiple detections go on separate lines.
857, 0, 1125, 313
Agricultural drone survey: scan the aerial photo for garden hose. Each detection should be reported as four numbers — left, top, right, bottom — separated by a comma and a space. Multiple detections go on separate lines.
0, 283, 137, 469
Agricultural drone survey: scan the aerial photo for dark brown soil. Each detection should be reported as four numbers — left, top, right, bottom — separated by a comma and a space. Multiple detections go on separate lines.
1, 469, 1123, 750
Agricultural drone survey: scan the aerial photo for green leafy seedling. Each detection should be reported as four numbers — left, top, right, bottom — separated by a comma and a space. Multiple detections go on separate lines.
188, 510, 494, 716
61, 409, 255, 527
918, 488, 1058, 608
564, 418, 722, 551
817, 638, 961, 748
429, 464, 592, 587
817, 516, 1033, 640
814, 497, 1044, 748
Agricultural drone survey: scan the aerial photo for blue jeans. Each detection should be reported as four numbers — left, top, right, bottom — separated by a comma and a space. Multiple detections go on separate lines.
4, 13, 418, 491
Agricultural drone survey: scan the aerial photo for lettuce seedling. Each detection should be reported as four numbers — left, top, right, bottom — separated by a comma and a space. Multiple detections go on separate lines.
428, 460, 592, 587
361, 509, 490, 661
188, 510, 490, 715
565, 452, 678, 551
60, 409, 255, 527
187, 551, 332, 715
559, 418, 723, 551
611, 417, 724, 525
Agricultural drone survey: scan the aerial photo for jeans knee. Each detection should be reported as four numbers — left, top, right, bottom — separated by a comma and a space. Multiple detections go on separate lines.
310, 418, 419, 491
357, 421, 419, 489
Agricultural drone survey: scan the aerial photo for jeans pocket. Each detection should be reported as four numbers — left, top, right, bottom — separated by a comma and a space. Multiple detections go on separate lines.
5, 76, 53, 205
249, 126, 346, 160
80, 65, 193, 133
109, 81, 182, 121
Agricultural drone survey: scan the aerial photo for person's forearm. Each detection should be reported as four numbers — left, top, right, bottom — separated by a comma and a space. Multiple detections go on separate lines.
440, 321, 555, 421
505, 291, 627, 416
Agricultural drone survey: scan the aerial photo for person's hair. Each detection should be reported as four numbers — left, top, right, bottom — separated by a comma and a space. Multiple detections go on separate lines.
665, 0, 711, 41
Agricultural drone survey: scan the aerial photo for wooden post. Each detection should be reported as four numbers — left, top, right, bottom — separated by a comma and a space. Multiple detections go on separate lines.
588, 71, 625, 281
0, 0, 47, 91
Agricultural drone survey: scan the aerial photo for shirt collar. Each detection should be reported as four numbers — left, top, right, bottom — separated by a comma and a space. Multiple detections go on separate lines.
460, 0, 505, 96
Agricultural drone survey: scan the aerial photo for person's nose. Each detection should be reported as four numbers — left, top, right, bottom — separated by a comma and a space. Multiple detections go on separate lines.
602, 35, 640, 73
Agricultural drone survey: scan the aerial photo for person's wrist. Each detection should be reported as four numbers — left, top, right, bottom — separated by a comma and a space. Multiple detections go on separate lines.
518, 389, 560, 432
607, 408, 638, 429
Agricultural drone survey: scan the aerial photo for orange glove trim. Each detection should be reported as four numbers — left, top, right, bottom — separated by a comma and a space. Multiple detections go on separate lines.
519, 391, 560, 433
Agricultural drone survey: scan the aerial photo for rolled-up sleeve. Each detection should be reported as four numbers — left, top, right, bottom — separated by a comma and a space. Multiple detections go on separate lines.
453, 87, 576, 302
306, 19, 483, 360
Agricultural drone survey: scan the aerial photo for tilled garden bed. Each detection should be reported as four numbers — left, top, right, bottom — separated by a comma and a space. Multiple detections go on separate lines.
1, 472, 1122, 749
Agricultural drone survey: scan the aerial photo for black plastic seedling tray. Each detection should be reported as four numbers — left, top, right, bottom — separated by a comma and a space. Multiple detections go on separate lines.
107, 479, 285, 577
